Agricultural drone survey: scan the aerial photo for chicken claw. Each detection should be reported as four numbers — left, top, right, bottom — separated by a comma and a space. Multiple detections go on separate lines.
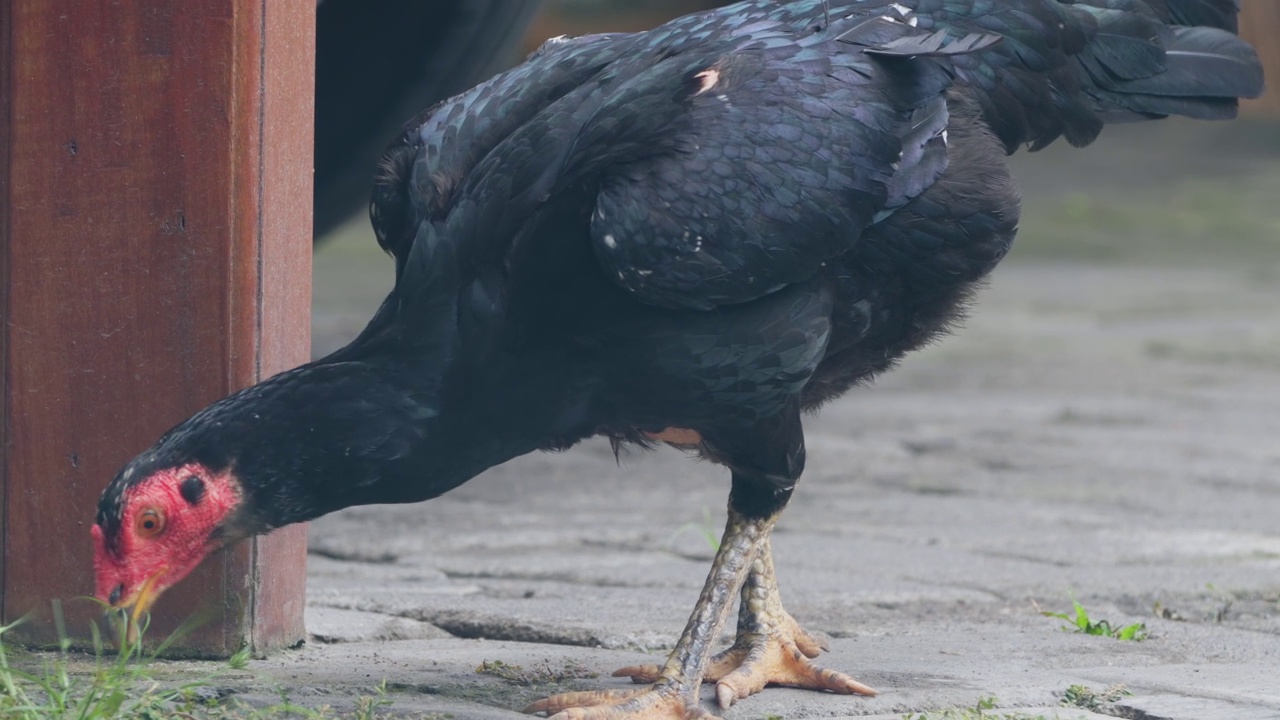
710, 629, 876, 708
615, 627, 873, 710
524, 685, 717, 719
614, 539, 876, 708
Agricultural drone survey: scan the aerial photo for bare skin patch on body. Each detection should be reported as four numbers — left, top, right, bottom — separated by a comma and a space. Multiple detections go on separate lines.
644, 427, 703, 446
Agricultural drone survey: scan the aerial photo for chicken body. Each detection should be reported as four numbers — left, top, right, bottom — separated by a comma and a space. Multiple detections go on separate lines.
96, 1, 1262, 717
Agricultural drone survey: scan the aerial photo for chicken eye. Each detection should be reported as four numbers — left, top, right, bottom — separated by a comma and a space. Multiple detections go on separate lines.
135, 508, 166, 538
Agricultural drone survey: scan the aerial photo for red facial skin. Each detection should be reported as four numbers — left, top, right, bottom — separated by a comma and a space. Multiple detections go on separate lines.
92, 463, 242, 613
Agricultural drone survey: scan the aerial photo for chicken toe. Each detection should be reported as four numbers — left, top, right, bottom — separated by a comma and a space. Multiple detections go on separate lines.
614, 538, 876, 706
524, 684, 716, 719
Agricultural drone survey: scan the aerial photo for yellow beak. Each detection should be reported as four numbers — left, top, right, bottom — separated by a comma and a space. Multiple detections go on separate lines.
124, 568, 166, 644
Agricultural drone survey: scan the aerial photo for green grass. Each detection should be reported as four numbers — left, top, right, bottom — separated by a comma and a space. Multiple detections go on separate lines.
672, 507, 722, 553
0, 610, 250, 719
1006, 116, 1280, 267
1013, 173, 1280, 266
902, 696, 1057, 720
1040, 599, 1148, 641
0, 604, 407, 719
900, 686, 1136, 719
1060, 683, 1131, 712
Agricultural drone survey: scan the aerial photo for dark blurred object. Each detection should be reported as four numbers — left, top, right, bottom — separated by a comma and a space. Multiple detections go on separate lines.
314, 0, 543, 238
524, 0, 727, 53
547, 0, 723, 12
1240, 0, 1280, 116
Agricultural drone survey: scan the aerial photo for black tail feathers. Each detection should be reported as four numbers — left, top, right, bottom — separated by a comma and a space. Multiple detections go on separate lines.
1074, 0, 1243, 33
1072, 3, 1263, 124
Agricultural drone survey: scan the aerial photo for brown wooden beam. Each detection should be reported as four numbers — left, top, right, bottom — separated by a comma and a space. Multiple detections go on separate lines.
1240, 0, 1280, 117
1, 0, 314, 656
0, 0, 12, 642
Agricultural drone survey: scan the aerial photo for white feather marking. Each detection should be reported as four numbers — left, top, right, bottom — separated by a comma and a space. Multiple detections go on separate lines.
693, 69, 720, 96
888, 3, 918, 26
603, 234, 618, 250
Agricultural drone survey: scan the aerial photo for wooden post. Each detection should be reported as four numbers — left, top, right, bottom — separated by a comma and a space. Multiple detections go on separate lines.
1, 0, 314, 656
1240, 0, 1280, 117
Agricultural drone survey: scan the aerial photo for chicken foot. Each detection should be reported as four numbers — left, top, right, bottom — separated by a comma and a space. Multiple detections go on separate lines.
524, 507, 775, 719
615, 537, 876, 709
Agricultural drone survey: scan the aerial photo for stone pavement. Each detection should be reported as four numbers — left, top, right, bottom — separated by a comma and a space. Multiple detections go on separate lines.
282, 253, 1280, 719
287, 116, 1280, 718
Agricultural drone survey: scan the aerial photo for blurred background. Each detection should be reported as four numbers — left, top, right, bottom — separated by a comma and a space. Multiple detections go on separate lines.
312, 0, 1280, 359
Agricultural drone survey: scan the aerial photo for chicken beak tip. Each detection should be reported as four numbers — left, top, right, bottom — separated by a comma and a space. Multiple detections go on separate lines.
125, 568, 167, 643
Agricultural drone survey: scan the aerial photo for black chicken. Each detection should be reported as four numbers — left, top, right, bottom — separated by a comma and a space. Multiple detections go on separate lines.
93, 1, 1263, 717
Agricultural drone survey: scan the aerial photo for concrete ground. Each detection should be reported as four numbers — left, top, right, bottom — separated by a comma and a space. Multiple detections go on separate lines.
284, 118, 1280, 719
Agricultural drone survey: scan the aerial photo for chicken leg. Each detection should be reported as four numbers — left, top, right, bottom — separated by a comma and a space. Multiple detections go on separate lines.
525, 505, 776, 719
614, 536, 876, 709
